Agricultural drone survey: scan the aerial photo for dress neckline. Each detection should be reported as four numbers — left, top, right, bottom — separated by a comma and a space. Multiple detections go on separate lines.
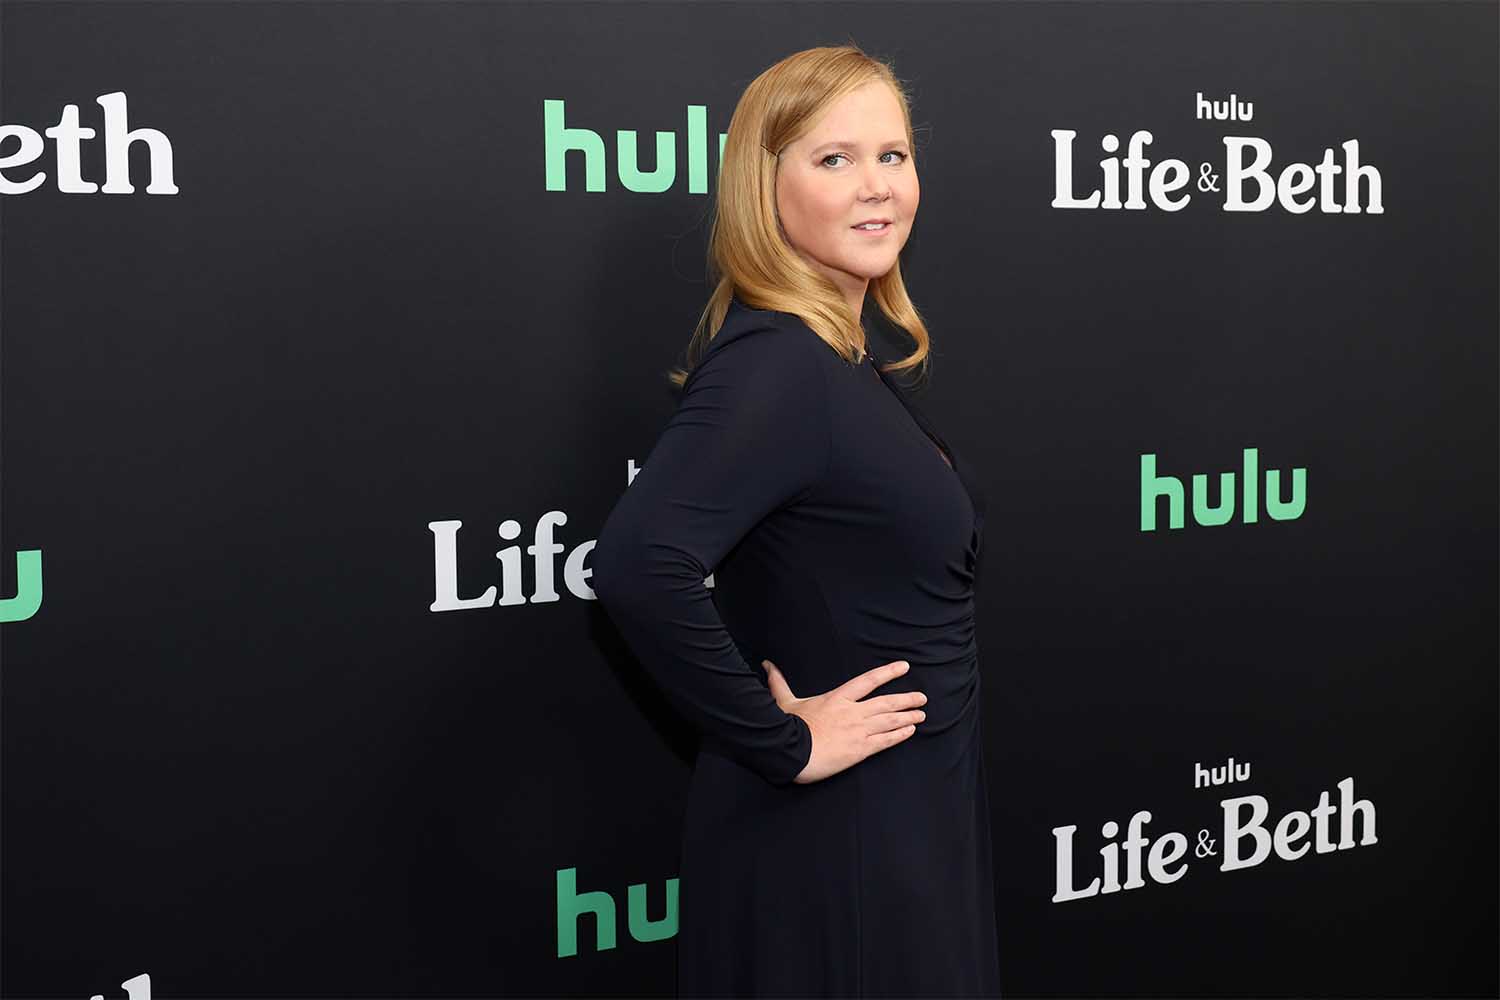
865, 347, 957, 473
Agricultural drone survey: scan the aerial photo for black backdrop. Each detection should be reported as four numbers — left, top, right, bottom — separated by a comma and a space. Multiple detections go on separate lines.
2, 2, 1496, 997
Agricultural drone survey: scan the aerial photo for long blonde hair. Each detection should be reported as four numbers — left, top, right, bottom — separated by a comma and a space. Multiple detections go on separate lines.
666, 43, 932, 389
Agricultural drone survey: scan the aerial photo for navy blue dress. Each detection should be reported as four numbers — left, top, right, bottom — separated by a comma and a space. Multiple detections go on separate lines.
591, 296, 1000, 997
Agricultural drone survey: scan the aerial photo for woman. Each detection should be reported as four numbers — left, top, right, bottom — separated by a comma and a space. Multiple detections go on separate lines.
591, 44, 1000, 997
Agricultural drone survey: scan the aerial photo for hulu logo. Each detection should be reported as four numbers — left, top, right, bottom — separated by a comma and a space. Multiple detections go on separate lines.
556, 866, 677, 957
1, 549, 43, 622
544, 99, 726, 193
1140, 448, 1306, 531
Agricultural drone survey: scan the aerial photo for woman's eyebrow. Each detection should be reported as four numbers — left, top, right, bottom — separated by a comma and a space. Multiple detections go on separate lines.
809, 139, 911, 153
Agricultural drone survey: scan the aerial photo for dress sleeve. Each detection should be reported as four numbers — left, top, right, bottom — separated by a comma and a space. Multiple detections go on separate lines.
591, 324, 827, 787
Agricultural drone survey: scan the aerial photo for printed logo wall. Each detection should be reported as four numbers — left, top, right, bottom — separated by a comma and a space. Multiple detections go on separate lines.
1, 3, 1494, 999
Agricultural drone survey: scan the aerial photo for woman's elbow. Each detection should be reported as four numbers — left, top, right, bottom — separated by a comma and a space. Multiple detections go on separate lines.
590, 535, 620, 606
590, 520, 638, 609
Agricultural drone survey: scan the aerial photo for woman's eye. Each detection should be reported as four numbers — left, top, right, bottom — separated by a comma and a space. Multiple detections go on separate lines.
822, 151, 909, 167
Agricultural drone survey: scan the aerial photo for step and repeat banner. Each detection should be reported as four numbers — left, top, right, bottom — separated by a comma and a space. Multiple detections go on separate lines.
2, 2, 1495, 998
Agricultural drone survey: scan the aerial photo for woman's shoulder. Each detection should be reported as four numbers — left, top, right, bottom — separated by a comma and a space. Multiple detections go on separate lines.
716, 296, 807, 340
694, 298, 826, 372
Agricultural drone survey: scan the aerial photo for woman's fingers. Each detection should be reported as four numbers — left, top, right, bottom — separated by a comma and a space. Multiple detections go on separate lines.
866, 709, 926, 734
862, 690, 928, 713
839, 659, 910, 701
774, 659, 930, 784
768, 660, 923, 719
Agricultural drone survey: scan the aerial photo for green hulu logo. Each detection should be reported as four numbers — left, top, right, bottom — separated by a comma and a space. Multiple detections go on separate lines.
1140, 447, 1306, 531
0, 549, 43, 623
555, 866, 677, 957
543, 99, 726, 193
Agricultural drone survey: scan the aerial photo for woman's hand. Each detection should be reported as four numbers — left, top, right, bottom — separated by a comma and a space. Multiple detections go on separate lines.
761, 658, 927, 785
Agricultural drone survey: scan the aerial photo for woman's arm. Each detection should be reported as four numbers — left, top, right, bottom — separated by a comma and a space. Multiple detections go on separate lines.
591, 321, 828, 786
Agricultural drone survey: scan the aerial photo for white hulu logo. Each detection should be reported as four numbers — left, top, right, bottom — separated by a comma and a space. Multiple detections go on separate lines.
91, 972, 151, 1000
0, 91, 178, 195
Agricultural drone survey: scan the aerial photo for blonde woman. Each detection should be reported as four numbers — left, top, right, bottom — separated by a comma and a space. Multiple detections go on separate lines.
592, 44, 1000, 997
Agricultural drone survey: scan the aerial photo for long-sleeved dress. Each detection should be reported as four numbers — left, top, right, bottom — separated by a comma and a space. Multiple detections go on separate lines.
590, 296, 1000, 997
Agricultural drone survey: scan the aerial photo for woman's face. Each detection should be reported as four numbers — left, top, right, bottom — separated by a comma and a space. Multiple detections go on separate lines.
774, 80, 919, 317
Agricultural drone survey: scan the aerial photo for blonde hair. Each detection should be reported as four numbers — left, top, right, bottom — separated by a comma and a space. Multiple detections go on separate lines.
666, 43, 932, 389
